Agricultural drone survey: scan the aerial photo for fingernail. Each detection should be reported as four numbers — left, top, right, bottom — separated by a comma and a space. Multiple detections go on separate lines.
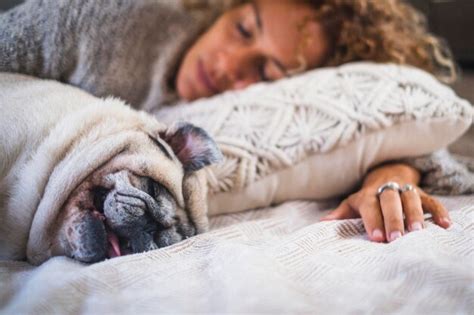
441, 217, 451, 227
320, 215, 333, 221
372, 229, 383, 241
389, 231, 402, 242
410, 222, 423, 231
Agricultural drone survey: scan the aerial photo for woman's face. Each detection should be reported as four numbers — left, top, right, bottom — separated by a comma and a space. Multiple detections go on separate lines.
176, 0, 329, 101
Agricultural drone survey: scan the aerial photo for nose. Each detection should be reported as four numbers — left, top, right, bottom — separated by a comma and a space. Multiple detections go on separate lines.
215, 47, 259, 90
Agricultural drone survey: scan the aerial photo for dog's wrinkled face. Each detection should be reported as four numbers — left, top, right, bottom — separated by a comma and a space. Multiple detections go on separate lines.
54, 171, 195, 263
50, 123, 221, 263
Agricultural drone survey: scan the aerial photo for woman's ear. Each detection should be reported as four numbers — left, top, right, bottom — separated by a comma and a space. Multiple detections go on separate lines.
160, 122, 223, 172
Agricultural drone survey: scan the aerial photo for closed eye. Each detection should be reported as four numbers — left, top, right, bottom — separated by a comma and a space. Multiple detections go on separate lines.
236, 22, 252, 39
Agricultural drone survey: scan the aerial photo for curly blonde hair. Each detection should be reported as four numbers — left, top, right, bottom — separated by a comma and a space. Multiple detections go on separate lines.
184, 0, 458, 83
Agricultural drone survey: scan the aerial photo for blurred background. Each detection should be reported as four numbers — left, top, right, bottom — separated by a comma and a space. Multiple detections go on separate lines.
409, 0, 474, 156
1, 0, 472, 154
410, 0, 474, 99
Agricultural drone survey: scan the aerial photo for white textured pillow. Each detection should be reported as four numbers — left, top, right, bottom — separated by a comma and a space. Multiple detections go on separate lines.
156, 62, 473, 215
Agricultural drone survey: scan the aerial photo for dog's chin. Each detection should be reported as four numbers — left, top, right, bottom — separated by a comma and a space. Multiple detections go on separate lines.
54, 185, 135, 264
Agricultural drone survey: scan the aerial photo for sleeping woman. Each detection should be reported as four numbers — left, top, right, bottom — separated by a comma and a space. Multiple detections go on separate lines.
0, 0, 467, 244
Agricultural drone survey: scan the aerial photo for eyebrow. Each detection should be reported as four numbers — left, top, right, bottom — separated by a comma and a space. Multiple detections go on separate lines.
251, 1, 288, 76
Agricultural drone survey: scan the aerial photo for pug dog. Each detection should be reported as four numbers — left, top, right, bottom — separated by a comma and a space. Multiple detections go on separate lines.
0, 73, 222, 265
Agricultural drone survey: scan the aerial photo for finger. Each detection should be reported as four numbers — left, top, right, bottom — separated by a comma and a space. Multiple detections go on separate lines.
379, 189, 404, 242
419, 190, 451, 228
320, 199, 357, 221
357, 197, 386, 242
400, 187, 424, 232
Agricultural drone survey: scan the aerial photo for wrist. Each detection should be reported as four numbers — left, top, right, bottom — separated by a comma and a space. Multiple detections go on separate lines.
362, 163, 421, 189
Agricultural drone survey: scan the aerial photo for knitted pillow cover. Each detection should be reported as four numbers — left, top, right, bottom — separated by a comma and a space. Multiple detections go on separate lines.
156, 62, 473, 215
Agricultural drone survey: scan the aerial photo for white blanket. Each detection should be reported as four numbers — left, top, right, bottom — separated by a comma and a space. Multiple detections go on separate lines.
1, 195, 472, 314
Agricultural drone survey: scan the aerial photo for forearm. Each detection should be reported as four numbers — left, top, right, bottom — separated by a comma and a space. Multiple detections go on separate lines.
402, 150, 474, 195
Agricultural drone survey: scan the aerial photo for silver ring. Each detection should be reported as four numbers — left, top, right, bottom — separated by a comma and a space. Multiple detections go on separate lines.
401, 184, 416, 193
377, 181, 401, 196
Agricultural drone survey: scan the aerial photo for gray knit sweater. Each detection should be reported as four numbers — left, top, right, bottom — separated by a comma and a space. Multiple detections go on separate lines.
1, 0, 472, 195
0, 0, 213, 111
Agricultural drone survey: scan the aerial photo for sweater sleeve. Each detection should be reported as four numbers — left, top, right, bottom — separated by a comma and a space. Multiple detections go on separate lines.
0, 0, 78, 79
402, 149, 474, 195
0, 0, 206, 109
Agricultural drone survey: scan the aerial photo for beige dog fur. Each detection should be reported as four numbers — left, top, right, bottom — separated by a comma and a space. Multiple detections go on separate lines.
0, 73, 210, 265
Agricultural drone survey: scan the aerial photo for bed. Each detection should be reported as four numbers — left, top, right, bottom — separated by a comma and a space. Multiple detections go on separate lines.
1, 193, 472, 314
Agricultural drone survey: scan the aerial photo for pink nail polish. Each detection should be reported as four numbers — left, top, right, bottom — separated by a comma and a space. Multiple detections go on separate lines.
372, 229, 383, 240
410, 222, 423, 231
389, 231, 402, 242
441, 217, 451, 227
320, 215, 333, 221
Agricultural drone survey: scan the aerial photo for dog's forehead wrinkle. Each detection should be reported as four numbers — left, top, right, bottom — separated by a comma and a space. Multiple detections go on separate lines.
139, 163, 148, 175
104, 193, 147, 228
107, 171, 160, 211
108, 170, 131, 186
115, 193, 146, 216
147, 134, 173, 160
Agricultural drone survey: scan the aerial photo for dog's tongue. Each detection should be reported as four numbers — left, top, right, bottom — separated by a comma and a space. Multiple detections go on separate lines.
107, 228, 121, 258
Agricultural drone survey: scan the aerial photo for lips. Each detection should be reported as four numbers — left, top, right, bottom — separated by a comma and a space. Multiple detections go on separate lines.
197, 59, 219, 94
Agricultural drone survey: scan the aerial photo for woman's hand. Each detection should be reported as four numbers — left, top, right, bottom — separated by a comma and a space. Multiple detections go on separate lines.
321, 163, 451, 242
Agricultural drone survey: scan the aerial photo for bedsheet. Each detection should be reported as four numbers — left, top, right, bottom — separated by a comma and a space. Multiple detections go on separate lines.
0, 195, 473, 314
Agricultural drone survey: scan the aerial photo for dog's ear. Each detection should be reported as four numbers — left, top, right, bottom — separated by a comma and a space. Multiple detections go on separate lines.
160, 122, 223, 172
